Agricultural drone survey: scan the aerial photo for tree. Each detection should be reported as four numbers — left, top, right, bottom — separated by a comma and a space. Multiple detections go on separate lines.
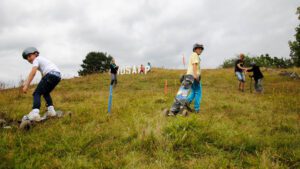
78, 52, 113, 76
288, 7, 300, 67
221, 54, 293, 68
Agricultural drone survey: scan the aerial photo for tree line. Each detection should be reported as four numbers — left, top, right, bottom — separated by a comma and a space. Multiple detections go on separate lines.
222, 54, 294, 68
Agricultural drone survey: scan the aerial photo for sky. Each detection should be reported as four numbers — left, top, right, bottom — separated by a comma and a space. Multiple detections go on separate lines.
0, 0, 299, 85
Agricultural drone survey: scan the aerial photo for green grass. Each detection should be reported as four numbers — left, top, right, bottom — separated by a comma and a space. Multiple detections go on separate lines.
0, 68, 299, 169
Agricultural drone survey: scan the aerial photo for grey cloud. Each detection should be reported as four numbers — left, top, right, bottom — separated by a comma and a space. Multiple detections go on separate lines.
0, 0, 299, 84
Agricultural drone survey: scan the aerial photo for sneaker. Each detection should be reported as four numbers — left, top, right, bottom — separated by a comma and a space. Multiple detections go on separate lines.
167, 112, 175, 116
27, 109, 42, 121
20, 116, 32, 129
194, 110, 200, 114
46, 106, 57, 117
20, 109, 41, 129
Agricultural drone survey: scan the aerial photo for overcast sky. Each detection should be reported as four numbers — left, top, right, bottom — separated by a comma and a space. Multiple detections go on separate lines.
0, 0, 299, 85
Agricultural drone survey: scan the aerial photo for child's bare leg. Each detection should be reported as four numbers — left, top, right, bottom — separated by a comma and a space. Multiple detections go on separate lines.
241, 82, 245, 92
239, 82, 242, 90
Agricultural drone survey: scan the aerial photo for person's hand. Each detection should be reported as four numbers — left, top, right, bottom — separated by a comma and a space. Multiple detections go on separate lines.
22, 85, 28, 93
194, 75, 199, 82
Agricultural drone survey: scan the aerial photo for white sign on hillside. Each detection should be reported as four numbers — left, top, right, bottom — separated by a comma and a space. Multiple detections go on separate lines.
117, 65, 151, 75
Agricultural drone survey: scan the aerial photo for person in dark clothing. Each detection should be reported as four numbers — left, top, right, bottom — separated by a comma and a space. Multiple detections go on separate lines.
235, 54, 248, 92
247, 62, 264, 93
110, 59, 119, 87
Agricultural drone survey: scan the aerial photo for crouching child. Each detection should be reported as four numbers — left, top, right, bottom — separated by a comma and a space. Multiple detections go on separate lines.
247, 62, 264, 93
20, 47, 61, 126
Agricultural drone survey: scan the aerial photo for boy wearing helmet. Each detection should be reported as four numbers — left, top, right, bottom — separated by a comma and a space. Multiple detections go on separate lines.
20, 47, 61, 125
186, 43, 204, 113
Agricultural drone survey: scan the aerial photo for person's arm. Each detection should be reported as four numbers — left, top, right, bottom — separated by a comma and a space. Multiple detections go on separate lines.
237, 63, 247, 71
22, 67, 38, 93
193, 63, 198, 81
237, 63, 244, 70
247, 68, 253, 72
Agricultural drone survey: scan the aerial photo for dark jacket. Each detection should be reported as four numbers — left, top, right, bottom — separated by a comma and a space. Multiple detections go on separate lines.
247, 65, 264, 81
110, 63, 119, 74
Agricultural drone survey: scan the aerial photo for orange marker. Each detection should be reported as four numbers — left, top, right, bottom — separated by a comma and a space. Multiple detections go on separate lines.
164, 80, 168, 95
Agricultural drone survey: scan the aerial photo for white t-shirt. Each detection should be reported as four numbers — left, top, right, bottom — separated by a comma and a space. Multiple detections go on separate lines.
32, 57, 60, 76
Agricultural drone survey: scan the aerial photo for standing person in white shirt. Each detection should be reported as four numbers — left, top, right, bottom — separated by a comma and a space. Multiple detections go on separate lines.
20, 47, 61, 125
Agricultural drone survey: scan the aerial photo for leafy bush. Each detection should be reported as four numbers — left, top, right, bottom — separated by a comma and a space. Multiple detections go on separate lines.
222, 54, 294, 68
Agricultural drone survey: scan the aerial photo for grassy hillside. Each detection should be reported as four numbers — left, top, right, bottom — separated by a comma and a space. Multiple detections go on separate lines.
0, 68, 299, 169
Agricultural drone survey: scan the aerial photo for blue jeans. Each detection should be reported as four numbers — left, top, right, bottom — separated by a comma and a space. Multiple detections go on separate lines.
187, 80, 202, 111
33, 72, 61, 109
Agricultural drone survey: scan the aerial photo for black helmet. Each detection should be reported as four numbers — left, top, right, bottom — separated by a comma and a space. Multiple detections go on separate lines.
22, 47, 39, 59
193, 43, 204, 51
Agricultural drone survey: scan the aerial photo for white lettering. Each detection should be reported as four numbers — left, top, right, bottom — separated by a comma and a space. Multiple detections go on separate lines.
132, 65, 138, 74
145, 66, 151, 74
116, 65, 151, 75
125, 66, 131, 74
